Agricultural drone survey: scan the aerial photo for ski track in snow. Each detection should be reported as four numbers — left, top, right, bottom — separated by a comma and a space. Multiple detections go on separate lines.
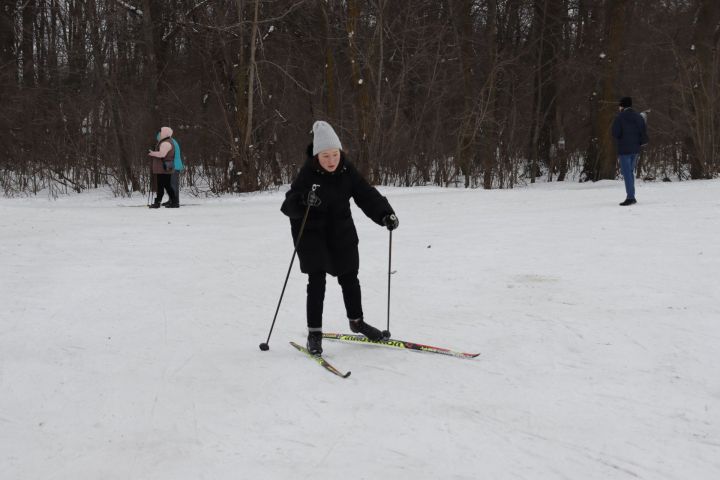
1, 179, 719, 479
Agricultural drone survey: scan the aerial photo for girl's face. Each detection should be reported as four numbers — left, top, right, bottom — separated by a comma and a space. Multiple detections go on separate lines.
317, 148, 341, 172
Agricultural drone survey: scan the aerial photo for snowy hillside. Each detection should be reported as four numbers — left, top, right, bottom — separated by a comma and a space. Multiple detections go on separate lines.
1, 179, 719, 479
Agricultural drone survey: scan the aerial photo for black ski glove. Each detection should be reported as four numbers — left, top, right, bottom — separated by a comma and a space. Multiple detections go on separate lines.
303, 189, 321, 207
382, 214, 399, 231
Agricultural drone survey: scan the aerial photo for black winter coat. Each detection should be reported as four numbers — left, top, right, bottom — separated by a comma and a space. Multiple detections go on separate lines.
281, 150, 394, 276
611, 108, 649, 155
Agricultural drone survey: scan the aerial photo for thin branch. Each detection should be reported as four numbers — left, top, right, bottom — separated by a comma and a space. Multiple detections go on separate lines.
162, 0, 213, 42
255, 60, 316, 94
114, 0, 142, 16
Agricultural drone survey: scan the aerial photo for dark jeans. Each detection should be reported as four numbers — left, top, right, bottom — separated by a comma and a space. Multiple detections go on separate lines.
619, 154, 638, 200
155, 174, 177, 204
306, 271, 363, 331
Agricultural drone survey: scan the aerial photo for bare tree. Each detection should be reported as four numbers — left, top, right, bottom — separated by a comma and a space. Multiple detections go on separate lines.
0, 0, 15, 98
0, 0, 717, 197
527, 0, 563, 183
583, 0, 627, 181
683, 0, 720, 178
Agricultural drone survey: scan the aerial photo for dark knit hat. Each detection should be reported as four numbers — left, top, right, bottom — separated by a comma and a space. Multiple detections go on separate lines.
619, 97, 632, 108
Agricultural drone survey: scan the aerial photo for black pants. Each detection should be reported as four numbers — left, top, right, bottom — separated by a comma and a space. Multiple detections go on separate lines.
155, 173, 177, 204
307, 271, 363, 330
170, 171, 180, 203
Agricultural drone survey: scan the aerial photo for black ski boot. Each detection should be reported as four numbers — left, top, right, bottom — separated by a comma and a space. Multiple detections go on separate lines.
148, 201, 161, 209
307, 331, 323, 356
162, 200, 171, 207
349, 318, 384, 341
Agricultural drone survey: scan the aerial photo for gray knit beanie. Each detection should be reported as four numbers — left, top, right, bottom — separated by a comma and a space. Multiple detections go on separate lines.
311, 121, 342, 156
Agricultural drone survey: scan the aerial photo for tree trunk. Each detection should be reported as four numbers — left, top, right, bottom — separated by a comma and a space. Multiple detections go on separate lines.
346, 0, 372, 178
687, 0, 720, 178
20, 0, 35, 87
482, 0, 499, 189
109, 80, 140, 193
48, 0, 58, 88
239, 0, 261, 191
0, 0, 16, 94
528, 0, 562, 182
595, 0, 626, 180
320, 2, 337, 118
452, 0, 475, 187
140, 0, 163, 127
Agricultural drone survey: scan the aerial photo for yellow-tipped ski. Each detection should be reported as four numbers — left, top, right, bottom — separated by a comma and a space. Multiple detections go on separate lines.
290, 341, 351, 378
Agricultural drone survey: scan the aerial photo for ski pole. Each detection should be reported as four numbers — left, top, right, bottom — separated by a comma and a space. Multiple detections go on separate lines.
383, 228, 393, 339
259, 185, 318, 351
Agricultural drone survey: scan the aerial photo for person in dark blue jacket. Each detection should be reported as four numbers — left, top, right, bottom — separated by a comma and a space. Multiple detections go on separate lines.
281, 121, 398, 355
611, 97, 648, 206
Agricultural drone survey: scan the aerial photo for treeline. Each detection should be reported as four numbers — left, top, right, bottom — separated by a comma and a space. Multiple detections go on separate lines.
0, 0, 718, 196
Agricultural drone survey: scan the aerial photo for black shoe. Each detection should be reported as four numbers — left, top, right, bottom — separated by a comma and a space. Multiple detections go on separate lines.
162, 200, 171, 207
349, 318, 384, 341
307, 331, 323, 356
619, 198, 637, 206
165, 203, 180, 208
148, 201, 161, 209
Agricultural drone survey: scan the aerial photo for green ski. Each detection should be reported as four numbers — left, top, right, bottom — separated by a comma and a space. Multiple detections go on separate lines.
322, 333, 480, 359
290, 341, 351, 378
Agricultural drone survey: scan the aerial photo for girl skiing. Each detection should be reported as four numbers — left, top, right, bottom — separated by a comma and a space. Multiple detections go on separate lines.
281, 121, 399, 355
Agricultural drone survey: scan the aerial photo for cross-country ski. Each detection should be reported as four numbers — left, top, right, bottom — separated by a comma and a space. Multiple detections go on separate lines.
289, 341, 351, 379
322, 333, 480, 359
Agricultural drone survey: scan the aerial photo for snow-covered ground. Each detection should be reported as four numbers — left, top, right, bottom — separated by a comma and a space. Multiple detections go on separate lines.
1, 179, 719, 480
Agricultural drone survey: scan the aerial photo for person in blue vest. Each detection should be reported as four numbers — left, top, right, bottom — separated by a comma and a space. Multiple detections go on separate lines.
612, 97, 648, 206
147, 126, 179, 208
159, 129, 184, 206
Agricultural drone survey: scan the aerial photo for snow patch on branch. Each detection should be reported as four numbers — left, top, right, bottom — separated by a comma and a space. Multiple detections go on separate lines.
115, 0, 142, 16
